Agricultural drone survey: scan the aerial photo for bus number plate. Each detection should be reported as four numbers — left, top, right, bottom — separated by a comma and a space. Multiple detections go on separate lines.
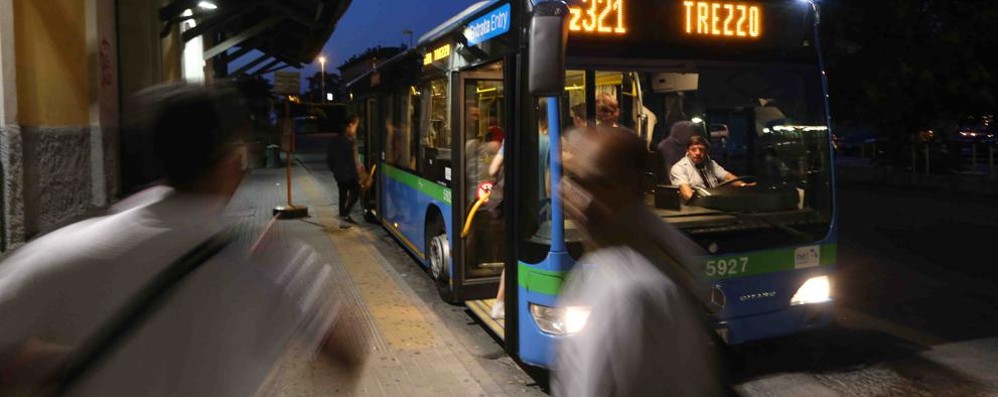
705, 257, 748, 277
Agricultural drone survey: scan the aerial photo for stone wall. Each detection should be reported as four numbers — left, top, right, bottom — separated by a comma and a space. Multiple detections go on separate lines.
1, 125, 24, 248
21, 126, 94, 236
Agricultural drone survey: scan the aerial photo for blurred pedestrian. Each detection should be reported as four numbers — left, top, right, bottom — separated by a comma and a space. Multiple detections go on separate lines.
554, 126, 726, 397
327, 114, 365, 228
0, 82, 366, 396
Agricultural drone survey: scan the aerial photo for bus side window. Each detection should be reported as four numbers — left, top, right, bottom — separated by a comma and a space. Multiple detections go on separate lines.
419, 78, 451, 185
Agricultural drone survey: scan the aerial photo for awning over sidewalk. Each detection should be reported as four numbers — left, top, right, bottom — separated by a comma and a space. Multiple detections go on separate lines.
159, 0, 351, 75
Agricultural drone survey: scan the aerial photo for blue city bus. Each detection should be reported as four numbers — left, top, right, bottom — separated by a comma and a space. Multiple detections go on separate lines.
346, 0, 836, 369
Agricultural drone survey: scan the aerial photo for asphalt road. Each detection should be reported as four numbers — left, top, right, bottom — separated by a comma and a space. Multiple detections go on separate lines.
730, 183, 998, 395
306, 152, 998, 395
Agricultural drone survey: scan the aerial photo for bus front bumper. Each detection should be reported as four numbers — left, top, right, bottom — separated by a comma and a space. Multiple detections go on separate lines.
716, 300, 833, 345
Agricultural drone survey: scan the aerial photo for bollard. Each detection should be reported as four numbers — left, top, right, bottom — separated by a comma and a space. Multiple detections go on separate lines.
911, 144, 917, 184
990, 146, 995, 179
972, 143, 978, 173
924, 145, 930, 175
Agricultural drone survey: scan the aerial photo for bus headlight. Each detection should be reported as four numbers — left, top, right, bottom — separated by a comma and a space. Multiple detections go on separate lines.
790, 275, 831, 305
529, 303, 591, 335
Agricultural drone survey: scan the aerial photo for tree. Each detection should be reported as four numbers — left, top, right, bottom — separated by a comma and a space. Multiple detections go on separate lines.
824, 0, 998, 148
304, 72, 343, 103
234, 75, 277, 142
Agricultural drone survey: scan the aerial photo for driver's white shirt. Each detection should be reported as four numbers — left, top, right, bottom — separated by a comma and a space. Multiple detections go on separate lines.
670, 156, 729, 189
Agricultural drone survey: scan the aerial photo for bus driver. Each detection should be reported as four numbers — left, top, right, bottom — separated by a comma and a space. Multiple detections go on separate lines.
670, 135, 752, 202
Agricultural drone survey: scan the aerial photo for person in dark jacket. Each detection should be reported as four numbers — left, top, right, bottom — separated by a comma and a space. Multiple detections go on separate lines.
327, 114, 364, 227
657, 121, 697, 183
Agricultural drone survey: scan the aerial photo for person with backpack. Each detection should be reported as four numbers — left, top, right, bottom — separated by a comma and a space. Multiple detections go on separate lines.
0, 83, 366, 396
326, 114, 366, 228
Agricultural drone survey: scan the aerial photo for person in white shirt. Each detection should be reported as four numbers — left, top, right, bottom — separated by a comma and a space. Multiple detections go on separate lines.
0, 83, 366, 396
554, 126, 726, 397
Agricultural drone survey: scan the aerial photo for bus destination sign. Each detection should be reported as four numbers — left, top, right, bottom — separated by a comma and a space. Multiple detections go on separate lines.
682, 1, 762, 38
568, 0, 763, 40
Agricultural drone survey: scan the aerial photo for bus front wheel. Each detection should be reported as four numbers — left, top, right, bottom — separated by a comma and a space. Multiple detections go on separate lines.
428, 233, 455, 302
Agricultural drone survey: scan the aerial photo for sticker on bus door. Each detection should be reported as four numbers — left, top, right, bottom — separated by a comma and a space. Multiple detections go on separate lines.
476, 181, 494, 201
794, 246, 820, 269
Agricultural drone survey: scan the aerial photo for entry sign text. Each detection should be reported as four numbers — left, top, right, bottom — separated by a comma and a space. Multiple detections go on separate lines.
465, 3, 511, 46
683, 1, 761, 38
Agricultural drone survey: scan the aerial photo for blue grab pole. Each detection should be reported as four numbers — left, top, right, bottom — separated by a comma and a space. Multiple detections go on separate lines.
547, 96, 567, 253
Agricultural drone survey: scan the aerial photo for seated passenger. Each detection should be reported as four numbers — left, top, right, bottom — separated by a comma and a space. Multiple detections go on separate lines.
657, 121, 697, 183
595, 92, 620, 127
670, 136, 750, 202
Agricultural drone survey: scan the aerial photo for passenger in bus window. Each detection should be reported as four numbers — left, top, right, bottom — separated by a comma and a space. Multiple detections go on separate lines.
671, 135, 753, 202
386, 118, 401, 165
555, 126, 725, 397
570, 102, 588, 128
595, 92, 620, 127
487, 141, 506, 320
485, 115, 505, 144
657, 121, 697, 183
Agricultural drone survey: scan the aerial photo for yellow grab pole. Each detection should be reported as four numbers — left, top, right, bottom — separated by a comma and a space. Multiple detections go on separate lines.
461, 191, 491, 238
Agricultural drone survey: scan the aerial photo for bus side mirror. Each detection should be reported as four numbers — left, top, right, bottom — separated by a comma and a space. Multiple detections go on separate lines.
528, 1, 569, 96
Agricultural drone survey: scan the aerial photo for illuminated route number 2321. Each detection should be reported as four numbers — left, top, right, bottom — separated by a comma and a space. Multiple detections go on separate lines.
569, 0, 626, 34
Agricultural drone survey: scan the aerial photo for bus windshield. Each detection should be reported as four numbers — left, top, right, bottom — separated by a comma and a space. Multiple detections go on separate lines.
530, 64, 833, 254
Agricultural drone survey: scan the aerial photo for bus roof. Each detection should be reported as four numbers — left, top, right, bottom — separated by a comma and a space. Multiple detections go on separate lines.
344, 49, 416, 89
417, 0, 500, 46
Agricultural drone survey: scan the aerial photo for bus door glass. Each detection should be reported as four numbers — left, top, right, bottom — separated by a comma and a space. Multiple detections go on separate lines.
360, 98, 378, 165
460, 63, 505, 280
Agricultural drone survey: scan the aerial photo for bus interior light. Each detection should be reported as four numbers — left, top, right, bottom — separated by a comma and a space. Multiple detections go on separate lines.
529, 303, 591, 335
790, 275, 831, 305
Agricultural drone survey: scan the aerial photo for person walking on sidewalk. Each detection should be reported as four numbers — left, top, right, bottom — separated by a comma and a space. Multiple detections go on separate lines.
554, 126, 726, 397
327, 114, 366, 228
0, 82, 367, 396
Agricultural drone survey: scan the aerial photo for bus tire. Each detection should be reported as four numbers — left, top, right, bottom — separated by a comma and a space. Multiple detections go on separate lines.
428, 232, 455, 303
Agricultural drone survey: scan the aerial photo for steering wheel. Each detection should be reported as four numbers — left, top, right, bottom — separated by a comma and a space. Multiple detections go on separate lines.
715, 175, 756, 188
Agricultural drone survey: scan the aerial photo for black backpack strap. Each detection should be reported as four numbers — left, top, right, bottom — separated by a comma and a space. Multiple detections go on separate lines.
50, 231, 233, 396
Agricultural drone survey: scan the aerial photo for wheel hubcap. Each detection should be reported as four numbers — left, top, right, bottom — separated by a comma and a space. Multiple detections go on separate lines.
429, 235, 449, 281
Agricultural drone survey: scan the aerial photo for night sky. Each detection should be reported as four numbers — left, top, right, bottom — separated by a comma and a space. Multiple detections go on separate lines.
300, 0, 476, 77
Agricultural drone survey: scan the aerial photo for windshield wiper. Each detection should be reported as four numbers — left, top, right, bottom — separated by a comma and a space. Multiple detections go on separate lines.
714, 210, 815, 244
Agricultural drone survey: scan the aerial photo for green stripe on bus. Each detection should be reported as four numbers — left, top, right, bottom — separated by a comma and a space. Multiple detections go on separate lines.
703, 243, 837, 281
518, 262, 565, 296
515, 243, 837, 292
383, 164, 452, 205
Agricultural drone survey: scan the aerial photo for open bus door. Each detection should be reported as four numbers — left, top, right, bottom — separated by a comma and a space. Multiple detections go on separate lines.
455, 66, 507, 327
466, 2, 571, 356
360, 97, 381, 222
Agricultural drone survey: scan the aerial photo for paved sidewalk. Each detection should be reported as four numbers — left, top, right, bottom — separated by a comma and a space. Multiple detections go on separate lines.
228, 165, 511, 396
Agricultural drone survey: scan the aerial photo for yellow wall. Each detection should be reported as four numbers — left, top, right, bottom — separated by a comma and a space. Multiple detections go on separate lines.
14, 0, 89, 126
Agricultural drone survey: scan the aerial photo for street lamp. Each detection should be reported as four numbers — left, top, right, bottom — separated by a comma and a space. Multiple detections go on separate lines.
318, 56, 326, 103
